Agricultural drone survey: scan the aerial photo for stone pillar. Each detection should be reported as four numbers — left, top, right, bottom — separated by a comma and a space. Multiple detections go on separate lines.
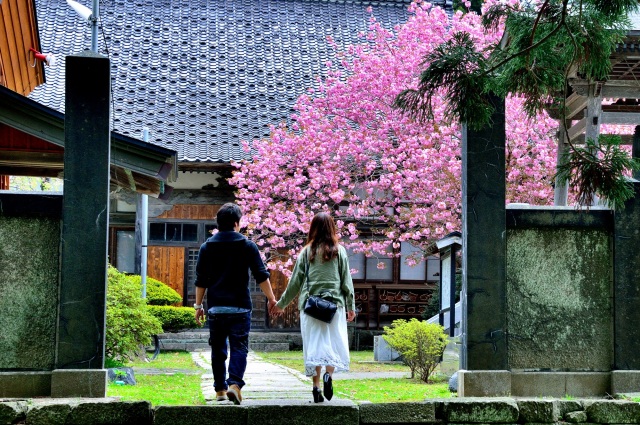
633, 126, 640, 181
461, 94, 507, 371
554, 119, 569, 206
56, 51, 110, 390
613, 181, 640, 371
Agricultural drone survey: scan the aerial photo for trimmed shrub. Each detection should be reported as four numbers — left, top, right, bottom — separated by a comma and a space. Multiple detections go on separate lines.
128, 275, 182, 306
147, 305, 200, 332
106, 266, 163, 362
383, 318, 448, 383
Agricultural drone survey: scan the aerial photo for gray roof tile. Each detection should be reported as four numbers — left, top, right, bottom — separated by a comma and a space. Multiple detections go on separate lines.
31, 0, 452, 163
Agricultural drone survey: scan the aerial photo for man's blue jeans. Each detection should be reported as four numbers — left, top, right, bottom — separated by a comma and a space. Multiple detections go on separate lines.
208, 311, 251, 391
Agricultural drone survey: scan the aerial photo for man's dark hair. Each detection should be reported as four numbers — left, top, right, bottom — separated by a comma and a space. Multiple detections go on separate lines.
216, 203, 242, 231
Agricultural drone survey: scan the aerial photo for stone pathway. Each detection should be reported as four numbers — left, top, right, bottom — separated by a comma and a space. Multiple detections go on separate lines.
192, 351, 313, 405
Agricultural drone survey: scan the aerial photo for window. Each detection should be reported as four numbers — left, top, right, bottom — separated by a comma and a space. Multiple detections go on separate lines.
115, 230, 136, 273
345, 244, 393, 282
400, 242, 426, 281
149, 222, 198, 242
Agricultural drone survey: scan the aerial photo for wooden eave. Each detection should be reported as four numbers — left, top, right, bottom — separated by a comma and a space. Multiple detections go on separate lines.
0, 0, 45, 94
0, 85, 178, 195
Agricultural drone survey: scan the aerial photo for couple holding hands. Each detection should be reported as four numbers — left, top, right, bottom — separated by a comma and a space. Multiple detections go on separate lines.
194, 203, 355, 404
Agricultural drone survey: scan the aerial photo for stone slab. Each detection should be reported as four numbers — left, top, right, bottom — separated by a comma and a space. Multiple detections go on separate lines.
246, 399, 358, 425
442, 398, 519, 423
154, 405, 247, 425
50, 369, 107, 398
565, 373, 610, 398
586, 400, 640, 424
511, 372, 568, 398
359, 402, 437, 423
0, 401, 27, 425
0, 372, 51, 397
516, 400, 556, 423
458, 370, 511, 397
249, 342, 290, 352
26, 403, 73, 425
611, 371, 640, 394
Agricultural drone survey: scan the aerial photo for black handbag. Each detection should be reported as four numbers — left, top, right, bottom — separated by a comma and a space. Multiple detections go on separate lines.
302, 252, 337, 323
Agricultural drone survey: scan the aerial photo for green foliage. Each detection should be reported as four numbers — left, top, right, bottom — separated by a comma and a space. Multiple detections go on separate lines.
128, 275, 182, 306
106, 266, 163, 362
395, 32, 492, 130
383, 319, 448, 383
422, 273, 462, 320
147, 305, 201, 332
555, 135, 640, 209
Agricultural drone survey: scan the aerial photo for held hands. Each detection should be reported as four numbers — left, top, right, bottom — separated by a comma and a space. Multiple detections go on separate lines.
270, 301, 285, 317
346, 310, 356, 322
194, 308, 205, 326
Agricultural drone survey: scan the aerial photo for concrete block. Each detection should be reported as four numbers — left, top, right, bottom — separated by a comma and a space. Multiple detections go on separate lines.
249, 342, 290, 352
611, 371, 640, 394
565, 373, 610, 398
50, 369, 107, 398
517, 400, 556, 423
159, 342, 188, 351
0, 372, 51, 397
554, 400, 584, 421
443, 398, 519, 423
246, 399, 358, 425
0, 401, 28, 425
511, 372, 566, 398
154, 405, 247, 425
373, 336, 401, 361
359, 402, 437, 423
183, 342, 211, 351
565, 411, 588, 423
26, 403, 72, 425
586, 400, 640, 424
458, 370, 511, 397
65, 401, 152, 425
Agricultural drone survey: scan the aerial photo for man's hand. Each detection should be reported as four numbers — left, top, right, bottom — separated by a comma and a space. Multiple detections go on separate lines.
267, 298, 277, 314
346, 310, 356, 322
195, 308, 205, 325
271, 304, 285, 317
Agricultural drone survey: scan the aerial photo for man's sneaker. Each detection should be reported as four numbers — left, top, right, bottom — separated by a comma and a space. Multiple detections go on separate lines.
215, 390, 227, 401
323, 372, 333, 400
227, 384, 243, 405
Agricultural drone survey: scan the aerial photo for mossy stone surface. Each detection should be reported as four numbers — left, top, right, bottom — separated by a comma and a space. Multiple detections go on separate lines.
506, 228, 612, 370
0, 216, 59, 369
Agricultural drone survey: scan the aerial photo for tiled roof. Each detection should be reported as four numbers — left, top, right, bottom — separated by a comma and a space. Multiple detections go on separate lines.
31, 0, 452, 163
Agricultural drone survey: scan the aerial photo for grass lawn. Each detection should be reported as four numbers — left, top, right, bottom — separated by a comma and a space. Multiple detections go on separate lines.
338, 377, 452, 403
107, 350, 453, 405
126, 351, 200, 370
107, 374, 205, 405
107, 351, 204, 406
255, 350, 453, 403
255, 350, 410, 373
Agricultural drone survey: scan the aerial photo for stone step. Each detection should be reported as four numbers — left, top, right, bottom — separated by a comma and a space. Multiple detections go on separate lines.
249, 342, 289, 352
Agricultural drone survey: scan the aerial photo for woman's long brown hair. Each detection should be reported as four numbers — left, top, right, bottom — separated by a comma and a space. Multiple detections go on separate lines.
306, 212, 339, 263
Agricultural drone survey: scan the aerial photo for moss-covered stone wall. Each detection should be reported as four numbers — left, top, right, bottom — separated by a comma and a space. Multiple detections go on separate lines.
506, 227, 612, 371
0, 216, 60, 370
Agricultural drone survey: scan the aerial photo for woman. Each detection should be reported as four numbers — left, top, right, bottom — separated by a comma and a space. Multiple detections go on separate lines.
272, 212, 356, 403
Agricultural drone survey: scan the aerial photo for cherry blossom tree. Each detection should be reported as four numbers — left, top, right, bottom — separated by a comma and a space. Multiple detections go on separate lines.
230, 1, 558, 272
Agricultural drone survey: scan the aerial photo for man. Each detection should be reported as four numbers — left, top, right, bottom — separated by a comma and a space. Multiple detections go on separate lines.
194, 203, 277, 405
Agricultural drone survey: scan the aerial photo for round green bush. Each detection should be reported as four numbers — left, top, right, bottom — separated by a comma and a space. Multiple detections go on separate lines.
147, 305, 201, 332
106, 266, 163, 362
127, 275, 182, 306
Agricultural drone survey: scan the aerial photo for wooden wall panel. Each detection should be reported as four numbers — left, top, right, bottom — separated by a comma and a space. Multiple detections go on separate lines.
0, 0, 44, 94
147, 246, 185, 299
157, 204, 220, 220
268, 266, 300, 330
0, 124, 64, 151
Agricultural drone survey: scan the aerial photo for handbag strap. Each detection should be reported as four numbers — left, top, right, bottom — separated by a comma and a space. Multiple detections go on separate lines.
302, 248, 310, 294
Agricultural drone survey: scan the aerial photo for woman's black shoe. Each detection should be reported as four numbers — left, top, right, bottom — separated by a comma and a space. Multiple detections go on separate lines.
323, 373, 333, 400
312, 386, 324, 403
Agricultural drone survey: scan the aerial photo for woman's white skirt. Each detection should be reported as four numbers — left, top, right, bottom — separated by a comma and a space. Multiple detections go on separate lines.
300, 306, 350, 376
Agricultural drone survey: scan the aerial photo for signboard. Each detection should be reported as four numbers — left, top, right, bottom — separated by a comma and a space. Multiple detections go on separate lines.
440, 252, 451, 311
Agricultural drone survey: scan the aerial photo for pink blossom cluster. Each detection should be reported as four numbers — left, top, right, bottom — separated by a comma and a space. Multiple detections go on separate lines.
230, 1, 560, 272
